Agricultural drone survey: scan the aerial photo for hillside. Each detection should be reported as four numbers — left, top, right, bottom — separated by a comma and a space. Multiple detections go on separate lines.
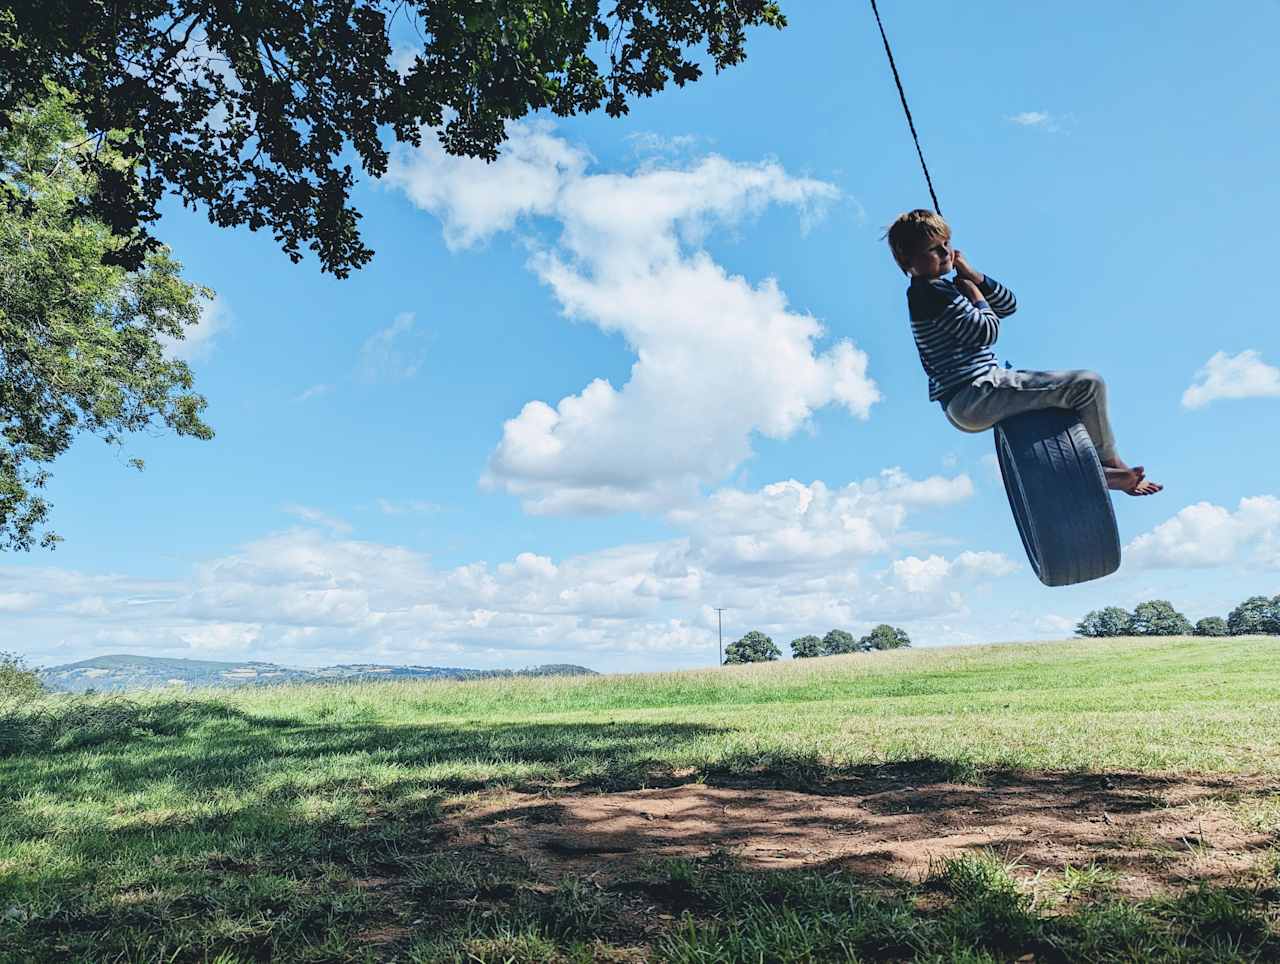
38, 654, 597, 693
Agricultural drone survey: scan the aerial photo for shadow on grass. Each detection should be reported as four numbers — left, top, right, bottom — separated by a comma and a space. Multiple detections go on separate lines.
1, 698, 1277, 961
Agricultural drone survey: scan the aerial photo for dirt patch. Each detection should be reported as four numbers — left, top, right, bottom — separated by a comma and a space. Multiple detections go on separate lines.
447, 768, 1279, 898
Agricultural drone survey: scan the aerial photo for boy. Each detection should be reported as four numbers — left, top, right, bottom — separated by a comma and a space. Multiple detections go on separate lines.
887, 209, 1161, 496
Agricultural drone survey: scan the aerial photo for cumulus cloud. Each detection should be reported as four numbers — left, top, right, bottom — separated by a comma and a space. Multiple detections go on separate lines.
386, 124, 878, 515
160, 293, 231, 362
1182, 350, 1280, 409
3, 470, 1015, 669
669, 469, 975, 577
384, 122, 589, 250
1126, 495, 1280, 569
357, 312, 425, 384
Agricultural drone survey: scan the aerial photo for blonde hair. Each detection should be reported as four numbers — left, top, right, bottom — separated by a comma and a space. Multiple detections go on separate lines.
885, 209, 950, 274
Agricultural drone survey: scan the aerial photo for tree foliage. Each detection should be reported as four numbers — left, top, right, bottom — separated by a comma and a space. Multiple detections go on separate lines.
1227, 595, 1278, 635
1075, 606, 1133, 638
0, 650, 44, 704
821, 629, 860, 656
724, 630, 780, 664
0, 0, 787, 276
789, 634, 822, 659
0, 95, 212, 550
860, 624, 910, 650
1128, 600, 1193, 637
1193, 617, 1228, 637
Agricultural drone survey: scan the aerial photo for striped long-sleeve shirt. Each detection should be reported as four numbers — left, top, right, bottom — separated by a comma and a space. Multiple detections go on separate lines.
906, 274, 1018, 404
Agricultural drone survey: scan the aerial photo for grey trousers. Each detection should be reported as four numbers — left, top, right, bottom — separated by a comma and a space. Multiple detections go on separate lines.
944, 368, 1119, 464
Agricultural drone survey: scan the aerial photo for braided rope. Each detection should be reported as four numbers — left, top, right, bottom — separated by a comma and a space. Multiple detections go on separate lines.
869, 0, 942, 214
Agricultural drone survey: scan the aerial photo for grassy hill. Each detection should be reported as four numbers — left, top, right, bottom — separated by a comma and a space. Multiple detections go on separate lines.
38, 654, 597, 693
3, 635, 1279, 961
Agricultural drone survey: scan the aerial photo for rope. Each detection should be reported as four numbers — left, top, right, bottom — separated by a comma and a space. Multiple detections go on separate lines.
868, 0, 942, 215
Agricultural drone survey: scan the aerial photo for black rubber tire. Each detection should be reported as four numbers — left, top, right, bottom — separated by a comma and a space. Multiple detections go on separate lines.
993, 408, 1121, 587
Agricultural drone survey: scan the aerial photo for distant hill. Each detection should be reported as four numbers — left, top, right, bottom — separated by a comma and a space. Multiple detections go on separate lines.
39, 655, 597, 693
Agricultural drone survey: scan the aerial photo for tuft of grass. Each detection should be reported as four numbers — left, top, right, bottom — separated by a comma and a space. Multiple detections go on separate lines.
1050, 862, 1121, 902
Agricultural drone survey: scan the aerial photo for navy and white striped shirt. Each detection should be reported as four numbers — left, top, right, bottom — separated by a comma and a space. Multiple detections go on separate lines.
906, 274, 1018, 403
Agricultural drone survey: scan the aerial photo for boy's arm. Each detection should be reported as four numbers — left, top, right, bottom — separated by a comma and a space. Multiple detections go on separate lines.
926, 279, 1000, 347
953, 249, 1016, 317
976, 275, 1017, 318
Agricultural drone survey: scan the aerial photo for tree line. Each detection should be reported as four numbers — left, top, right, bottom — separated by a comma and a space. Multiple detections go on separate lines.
1076, 594, 1280, 638
724, 625, 911, 664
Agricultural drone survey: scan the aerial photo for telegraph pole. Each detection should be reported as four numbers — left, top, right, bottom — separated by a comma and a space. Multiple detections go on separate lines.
714, 607, 726, 665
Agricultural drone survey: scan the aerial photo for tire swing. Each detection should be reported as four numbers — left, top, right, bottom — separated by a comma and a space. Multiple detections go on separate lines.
994, 410, 1120, 586
869, 0, 1122, 587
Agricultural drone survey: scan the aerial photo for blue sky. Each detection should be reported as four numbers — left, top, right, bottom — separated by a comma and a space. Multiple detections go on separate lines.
4, 1, 1278, 671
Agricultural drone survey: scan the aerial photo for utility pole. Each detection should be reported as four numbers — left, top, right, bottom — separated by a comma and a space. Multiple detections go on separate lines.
714, 608, 726, 665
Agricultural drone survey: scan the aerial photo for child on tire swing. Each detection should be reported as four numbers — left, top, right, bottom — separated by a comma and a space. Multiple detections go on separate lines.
886, 209, 1161, 496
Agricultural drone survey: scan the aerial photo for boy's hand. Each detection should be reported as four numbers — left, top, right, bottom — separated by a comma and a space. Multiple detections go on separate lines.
952, 249, 985, 285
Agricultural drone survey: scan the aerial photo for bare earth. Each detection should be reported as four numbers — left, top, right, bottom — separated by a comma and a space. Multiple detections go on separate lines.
449, 768, 1280, 899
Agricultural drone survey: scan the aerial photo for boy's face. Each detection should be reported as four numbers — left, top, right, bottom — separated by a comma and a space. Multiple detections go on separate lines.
906, 235, 952, 279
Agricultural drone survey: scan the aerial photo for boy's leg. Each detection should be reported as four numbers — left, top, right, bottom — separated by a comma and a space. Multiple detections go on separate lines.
946, 368, 1118, 462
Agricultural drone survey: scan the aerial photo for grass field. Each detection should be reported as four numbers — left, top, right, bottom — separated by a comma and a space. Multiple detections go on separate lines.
2, 636, 1278, 962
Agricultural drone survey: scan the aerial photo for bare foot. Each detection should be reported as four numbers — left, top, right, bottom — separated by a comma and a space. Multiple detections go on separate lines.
1103, 462, 1163, 496
1125, 477, 1163, 496
1104, 463, 1144, 491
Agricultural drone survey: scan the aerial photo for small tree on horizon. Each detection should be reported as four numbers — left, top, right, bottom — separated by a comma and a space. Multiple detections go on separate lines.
789, 635, 823, 659
1076, 607, 1133, 637
1128, 600, 1193, 637
821, 629, 861, 655
860, 624, 911, 650
1194, 617, 1229, 637
724, 631, 781, 664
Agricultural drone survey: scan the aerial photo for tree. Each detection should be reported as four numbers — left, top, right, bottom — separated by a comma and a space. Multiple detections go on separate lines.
0, 650, 43, 704
789, 634, 822, 659
1194, 617, 1229, 637
1, 1, 787, 277
724, 630, 780, 664
860, 624, 911, 650
821, 629, 861, 656
0, 95, 212, 550
1128, 600, 1193, 637
1228, 596, 1277, 635
1075, 607, 1133, 638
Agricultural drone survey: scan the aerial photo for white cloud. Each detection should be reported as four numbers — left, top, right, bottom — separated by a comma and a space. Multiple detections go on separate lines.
295, 384, 332, 402
2, 470, 1014, 670
626, 131, 702, 160
282, 504, 353, 535
1126, 495, 1280, 569
387, 127, 877, 515
357, 312, 425, 384
1182, 350, 1280, 409
160, 294, 230, 362
1008, 111, 1056, 130
0, 591, 41, 612
669, 470, 974, 576
178, 622, 262, 653
384, 121, 589, 250
375, 498, 442, 515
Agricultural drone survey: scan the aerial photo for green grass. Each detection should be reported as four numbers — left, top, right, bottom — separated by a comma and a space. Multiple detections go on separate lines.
1, 635, 1278, 961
